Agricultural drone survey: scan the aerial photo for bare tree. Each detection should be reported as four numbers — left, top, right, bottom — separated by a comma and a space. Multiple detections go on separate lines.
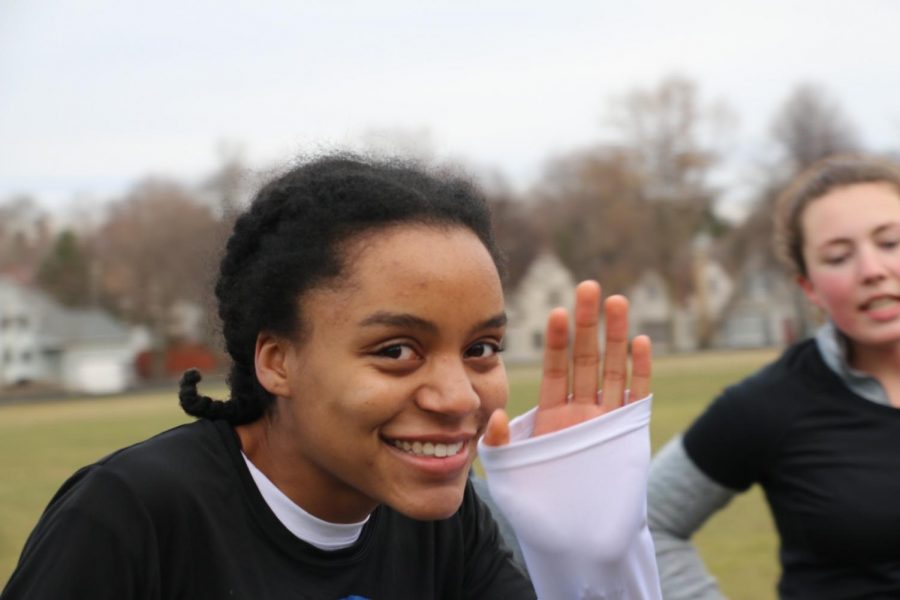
610, 76, 734, 201
0, 195, 53, 277
204, 140, 250, 222
486, 183, 544, 291
533, 147, 651, 295
771, 83, 860, 173
607, 76, 733, 345
91, 179, 224, 355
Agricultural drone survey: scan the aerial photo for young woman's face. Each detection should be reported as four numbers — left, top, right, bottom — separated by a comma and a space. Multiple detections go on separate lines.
274, 225, 507, 522
799, 182, 900, 347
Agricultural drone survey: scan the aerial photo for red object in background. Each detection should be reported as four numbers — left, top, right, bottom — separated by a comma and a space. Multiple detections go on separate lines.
165, 343, 217, 375
135, 344, 218, 379
134, 350, 155, 379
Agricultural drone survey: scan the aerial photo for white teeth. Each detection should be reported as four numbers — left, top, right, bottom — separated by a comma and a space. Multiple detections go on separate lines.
391, 439, 464, 458
866, 297, 899, 310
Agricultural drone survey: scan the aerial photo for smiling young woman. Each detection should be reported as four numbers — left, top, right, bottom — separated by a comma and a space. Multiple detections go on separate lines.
2, 154, 660, 599
648, 155, 900, 600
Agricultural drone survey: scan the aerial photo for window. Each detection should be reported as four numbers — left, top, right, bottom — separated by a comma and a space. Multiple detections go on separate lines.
532, 331, 543, 350
21, 350, 32, 363
546, 289, 562, 307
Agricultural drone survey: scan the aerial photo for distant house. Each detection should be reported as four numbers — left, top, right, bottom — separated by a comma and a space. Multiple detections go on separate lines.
628, 247, 808, 352
503, 244, 805, 360
713, 255, 805, 348
628, 270, 679, 351
504, 252, 576, 364
628, 254, 734, 353
0, 276, 146, 394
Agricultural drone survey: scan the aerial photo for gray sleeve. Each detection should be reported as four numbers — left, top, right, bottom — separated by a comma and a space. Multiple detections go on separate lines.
648, 435, 736, 600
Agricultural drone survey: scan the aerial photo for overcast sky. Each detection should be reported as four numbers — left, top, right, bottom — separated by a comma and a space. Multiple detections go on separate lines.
2, 0, 899, 218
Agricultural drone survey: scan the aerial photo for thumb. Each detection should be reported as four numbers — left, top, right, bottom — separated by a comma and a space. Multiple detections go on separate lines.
482, 409, 510, 447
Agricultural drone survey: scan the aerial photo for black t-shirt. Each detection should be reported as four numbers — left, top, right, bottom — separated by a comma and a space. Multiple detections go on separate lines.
684, 339, 900, 599
2, 419, 533, 600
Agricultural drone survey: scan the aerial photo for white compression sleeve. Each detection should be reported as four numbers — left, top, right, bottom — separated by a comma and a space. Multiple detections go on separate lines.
479, 396, 661, 600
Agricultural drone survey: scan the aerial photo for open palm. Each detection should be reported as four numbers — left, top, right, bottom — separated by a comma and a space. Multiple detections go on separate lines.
485, 280, 651, 444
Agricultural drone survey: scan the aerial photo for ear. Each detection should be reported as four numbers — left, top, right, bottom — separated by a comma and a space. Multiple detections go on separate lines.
254, 332, 292, 398
796, 274, 823, 309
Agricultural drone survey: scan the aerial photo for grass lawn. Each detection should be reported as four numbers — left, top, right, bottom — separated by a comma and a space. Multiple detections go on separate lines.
0, 348, 780, 597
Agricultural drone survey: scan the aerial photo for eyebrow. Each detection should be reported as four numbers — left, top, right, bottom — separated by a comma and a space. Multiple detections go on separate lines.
819, 223, 900, 248
358, 311, 507, 335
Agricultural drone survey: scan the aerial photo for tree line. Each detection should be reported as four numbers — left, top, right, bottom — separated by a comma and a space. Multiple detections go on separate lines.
0, 77, 880, 354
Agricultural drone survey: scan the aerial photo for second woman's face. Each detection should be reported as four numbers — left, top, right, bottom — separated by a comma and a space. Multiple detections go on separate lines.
799, 182, 900, 347
275, 225, 507, 523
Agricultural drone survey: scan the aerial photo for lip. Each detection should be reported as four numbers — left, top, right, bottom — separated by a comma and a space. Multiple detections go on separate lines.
858, 294, 900, 321
382, 434, 475, 477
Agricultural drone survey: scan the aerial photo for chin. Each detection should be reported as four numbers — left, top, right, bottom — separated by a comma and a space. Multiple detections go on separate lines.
391, 484, 468, 521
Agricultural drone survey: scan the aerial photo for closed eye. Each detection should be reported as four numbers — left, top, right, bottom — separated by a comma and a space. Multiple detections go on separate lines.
823, 255, 849, 266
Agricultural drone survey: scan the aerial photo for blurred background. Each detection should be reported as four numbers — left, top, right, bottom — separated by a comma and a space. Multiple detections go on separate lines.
2, 0, 899, 393
3, 0, 899, 395
2, 1, 899, 595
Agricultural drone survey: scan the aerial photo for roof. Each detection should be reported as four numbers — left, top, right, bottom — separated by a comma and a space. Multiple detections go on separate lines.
0, 276, 131, 347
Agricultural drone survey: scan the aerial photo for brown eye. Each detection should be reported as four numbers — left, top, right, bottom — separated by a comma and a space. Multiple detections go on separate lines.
376, 344, 419, 360
464, 341, 503, 359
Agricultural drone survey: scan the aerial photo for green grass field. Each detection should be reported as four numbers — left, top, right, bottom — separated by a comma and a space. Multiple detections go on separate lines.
0, 348, 780, 597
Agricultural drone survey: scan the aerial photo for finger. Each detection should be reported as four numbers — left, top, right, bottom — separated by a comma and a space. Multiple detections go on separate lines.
571, 280, 601, 405
628, 334, 652, 402
482, 408, 510, 447
538, 307, 570, 410
600, 295, 629, 412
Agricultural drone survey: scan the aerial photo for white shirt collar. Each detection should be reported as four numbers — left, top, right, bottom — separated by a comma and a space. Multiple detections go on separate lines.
241, 452, 369, 551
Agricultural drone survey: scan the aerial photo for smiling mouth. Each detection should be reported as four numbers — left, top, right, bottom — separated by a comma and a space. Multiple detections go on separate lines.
390, 439, 466, 458
861, 296, 900, 311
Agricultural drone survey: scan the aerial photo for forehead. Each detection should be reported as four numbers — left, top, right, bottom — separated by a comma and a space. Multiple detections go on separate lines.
803, 182, 900, 240
305, 224, 504, 324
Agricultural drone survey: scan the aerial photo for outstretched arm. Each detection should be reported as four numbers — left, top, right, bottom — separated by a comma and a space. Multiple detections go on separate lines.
479, 280, 660, 599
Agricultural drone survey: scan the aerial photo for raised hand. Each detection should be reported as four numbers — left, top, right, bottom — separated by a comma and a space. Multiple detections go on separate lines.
484, 280, 651, 445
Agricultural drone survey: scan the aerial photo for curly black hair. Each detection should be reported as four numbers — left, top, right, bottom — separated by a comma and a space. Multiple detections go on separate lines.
179, 154, 504, 424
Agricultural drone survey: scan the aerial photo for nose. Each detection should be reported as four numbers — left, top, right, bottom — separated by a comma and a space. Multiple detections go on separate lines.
858, 245, 888, 285
415, 356, 481, 417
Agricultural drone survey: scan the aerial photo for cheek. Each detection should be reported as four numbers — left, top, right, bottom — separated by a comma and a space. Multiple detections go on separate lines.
808, 271, 857, 317
293, 364, 401, 429
477, 368, 509, 413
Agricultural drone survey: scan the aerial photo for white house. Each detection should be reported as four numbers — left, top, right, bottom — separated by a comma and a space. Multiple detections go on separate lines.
503, 252, 577, 364
627, 270, 678, 351
628, 256, 734, 353
0, 276, 144, 394
713, 255, 805, 348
